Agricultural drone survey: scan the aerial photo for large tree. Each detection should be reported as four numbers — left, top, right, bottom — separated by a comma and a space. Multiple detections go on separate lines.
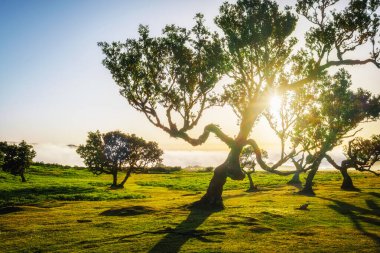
100, 0, 380, 208
77, 131, 163, 188
0, 141, 36, 182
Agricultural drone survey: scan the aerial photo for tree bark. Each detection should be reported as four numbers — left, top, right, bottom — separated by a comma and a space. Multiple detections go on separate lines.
193, 147, 244, 209
246, 172, 257, 192
287, 171, 301, 186
118, 168, 133, 188
111, 169, 118, 188
20, 172, 26, 182
339, 167, 356, 191
298, 156, 323, 196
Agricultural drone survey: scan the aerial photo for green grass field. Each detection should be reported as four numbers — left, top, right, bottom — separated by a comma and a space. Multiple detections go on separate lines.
0, 165, 379, 252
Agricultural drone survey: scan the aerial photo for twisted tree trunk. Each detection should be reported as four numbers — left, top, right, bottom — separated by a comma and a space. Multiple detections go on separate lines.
118, 168, 133, 188
298, 156, 323, 196
20, 172, 26, 182
193, 147, 244, 209
287, 171, 301, 186
339, 167, 356, 190
246, 172, 258, 192
111, 169, 118, 188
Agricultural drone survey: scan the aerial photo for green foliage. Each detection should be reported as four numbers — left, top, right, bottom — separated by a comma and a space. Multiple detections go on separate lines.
296, 0, 380, 62
217, 0, 298, 117
240, 146, 268, 171
99, 14, 226, 136
77, 131, 110, 175
344, 134, 380, 170
293, 70, 380, 154
99, 0, 379, 156
146, 165, 182, 174
77, 131, 163, 176
0, 141, 36, 182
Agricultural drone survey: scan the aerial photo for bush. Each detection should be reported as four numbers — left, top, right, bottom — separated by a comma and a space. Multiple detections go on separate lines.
146, 165, 182, 174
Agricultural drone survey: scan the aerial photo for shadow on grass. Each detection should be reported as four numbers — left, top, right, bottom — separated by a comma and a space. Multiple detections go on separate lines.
147, 207, 224, 253
321, 197, 380, 245
0, 185, 94, 206
0, 206, 24, 215
100, 206, 156, 216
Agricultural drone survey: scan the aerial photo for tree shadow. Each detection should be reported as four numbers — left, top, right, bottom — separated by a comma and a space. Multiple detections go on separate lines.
147, 207, 223, 253
0, 185, 98, 206
321, 197, 380, 245
100, 206, 156, 216
0, 206, 24, 215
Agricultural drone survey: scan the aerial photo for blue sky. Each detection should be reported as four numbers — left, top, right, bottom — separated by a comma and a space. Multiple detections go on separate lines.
0, 0, 228, 148
0, 0, 379, 157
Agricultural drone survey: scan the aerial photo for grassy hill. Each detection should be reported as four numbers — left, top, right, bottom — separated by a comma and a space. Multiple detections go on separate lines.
0, 165, 379, 252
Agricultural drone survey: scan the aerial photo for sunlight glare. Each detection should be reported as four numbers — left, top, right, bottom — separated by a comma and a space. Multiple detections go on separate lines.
269, 95, 282, 114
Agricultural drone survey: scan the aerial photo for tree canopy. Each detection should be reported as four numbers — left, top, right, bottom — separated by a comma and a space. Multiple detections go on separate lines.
100, 0, 380, 207
0, 141, 36, 182
77, 131, 163, 188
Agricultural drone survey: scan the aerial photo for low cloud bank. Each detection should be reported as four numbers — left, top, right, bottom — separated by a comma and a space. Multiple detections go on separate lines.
33, 143, 83, 166
31, 143, 379, 170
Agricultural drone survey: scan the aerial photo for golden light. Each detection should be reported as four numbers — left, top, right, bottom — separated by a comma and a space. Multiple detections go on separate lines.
269, 95, 282, 114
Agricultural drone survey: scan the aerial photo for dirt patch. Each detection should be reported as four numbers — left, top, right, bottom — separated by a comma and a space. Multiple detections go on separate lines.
100, 206, 156, 216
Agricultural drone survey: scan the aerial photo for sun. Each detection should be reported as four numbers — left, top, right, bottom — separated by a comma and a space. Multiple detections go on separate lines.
269, 95, 282, 114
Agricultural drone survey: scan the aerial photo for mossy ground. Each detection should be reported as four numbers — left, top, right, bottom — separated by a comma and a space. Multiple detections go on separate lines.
0, 166, 379, 252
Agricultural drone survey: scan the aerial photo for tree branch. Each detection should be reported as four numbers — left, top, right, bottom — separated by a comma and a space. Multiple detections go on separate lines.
246, 139, 297, 176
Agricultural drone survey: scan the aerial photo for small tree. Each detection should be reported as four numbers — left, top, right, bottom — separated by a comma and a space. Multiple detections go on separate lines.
0, 141, 36, 182
77, 131, 163, 188
325, 135, 380, 190
240, 146, 268, 192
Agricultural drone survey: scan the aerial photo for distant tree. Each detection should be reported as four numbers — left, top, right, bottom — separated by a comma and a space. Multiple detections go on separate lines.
240, 146, 268, 192
0, 141, 36, 182
0, 149, 4, 168
325, 135, 380, 190
261, 88, 316, 185
100, 0, 380, 208
118, 134, 163, 188
77, 131, 163, 188
292, 70, 380, 195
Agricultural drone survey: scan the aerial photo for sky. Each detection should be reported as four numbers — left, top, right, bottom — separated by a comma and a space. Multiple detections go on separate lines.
0, 0, 379, 166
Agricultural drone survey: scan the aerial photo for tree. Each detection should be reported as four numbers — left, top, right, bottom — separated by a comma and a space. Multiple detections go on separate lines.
0, 148, 4, 168
292, 70, 380, 195
240, 146, 268, 192
77, 131, 163, 188
117, 134, 163, 188
99, 0, 380, 208
325, 135, 380, 190
0, 141, 36, 182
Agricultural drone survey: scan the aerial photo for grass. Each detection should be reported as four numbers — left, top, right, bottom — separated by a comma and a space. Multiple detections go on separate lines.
0, 165, 379, 252
0, 165, 146, 207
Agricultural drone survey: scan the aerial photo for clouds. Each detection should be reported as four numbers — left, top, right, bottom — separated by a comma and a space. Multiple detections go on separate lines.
163, 151, 228, 167
32, 144, 229, 167
31, 143, 363, 170
33, 143, 83, 166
